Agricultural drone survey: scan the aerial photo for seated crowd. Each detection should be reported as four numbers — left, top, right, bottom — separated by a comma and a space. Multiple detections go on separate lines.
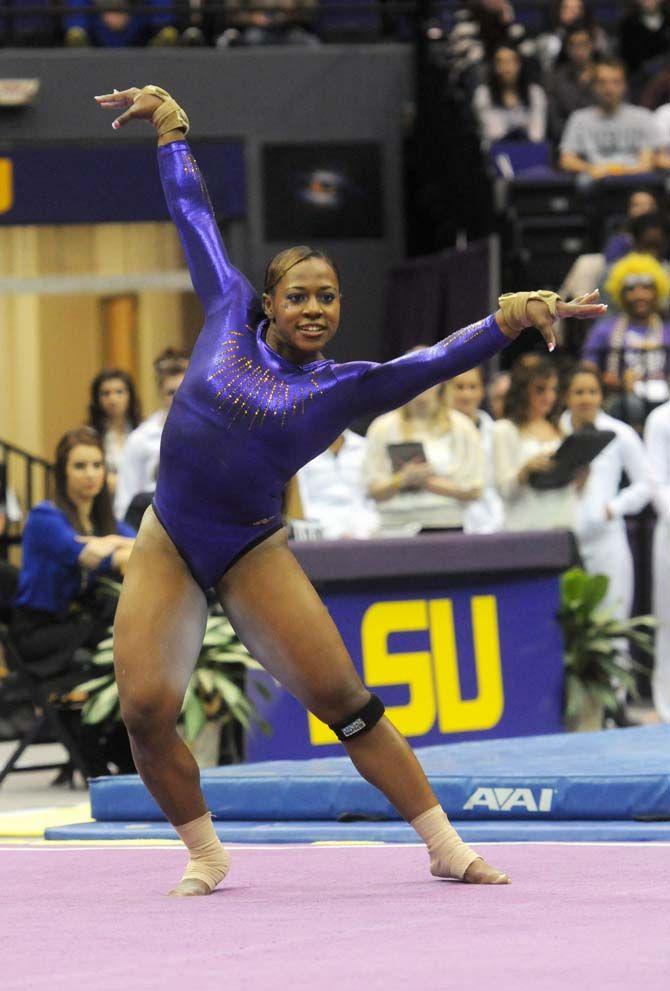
447, 0, 670, 182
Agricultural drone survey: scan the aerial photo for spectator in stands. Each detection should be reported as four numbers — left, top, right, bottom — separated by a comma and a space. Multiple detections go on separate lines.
494, 358, 577, 530
114, 348, 189, 520
618, 0, 670, 80
293, 431, 379, 539
472, 44, 547, 143
536, 0, 611, 73
486, 369, 511, 418
559, 59, 659, 177
604, 188, 661, 263
11, 426, 135, 775
364, 369, 483, 534
446, 0, 532, 87
64, 1, 178, 47
215, 0, 320, 48
87, 369, 142, 497
644, 395, 670, 721
446, 367, 504, 532
583, 252, 670, 426
545, 24, 598, 142
560, 364, 650, 622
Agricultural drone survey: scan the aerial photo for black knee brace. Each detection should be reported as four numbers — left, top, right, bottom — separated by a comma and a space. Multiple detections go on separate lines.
329, 693, 385, 742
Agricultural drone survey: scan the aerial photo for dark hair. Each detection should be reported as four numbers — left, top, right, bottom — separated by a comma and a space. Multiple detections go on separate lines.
595, 56, 627, 77
504, 358, 560, 426
563, 361, 604, 394
488, 45, 531, 108
153, 347, 190, 387
54, 426, 117, 535
87, 369, 142, 435
264, 245, 341, 295
549, 0, 595, 31
557, 21, 595, 62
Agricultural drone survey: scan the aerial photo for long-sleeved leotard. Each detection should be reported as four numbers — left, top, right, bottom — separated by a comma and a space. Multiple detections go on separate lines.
152, 141, 511, 589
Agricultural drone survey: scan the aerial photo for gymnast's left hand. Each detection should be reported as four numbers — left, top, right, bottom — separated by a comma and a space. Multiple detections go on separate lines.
496, 289, 607, 352
94, 87, 162, 130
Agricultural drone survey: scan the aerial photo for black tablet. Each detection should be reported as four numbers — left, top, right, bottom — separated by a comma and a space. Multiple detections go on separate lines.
387, 442, 427, 472
528, 429, 616, 490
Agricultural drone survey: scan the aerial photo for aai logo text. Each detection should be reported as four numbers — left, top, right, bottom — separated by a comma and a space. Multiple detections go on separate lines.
463, 787, 554, 813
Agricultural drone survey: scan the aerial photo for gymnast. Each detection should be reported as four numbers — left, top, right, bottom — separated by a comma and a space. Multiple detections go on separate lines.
95, 85, 606, 896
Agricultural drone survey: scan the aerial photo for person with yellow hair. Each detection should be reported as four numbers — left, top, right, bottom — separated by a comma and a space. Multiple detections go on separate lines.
582, 252, 670, 426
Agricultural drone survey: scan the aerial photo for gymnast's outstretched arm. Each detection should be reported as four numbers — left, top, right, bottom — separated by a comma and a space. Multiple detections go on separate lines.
339, 292, 607, 419
95, 86, 255, 319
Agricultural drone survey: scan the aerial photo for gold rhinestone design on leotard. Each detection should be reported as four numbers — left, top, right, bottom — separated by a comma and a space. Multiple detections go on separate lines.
207, 331, 324, 430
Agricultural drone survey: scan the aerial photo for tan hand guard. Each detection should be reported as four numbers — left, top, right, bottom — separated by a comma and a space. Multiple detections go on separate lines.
133, 84, 190, 137
498, 290, 561, 334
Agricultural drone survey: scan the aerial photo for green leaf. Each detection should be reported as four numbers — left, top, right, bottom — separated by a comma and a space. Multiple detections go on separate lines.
197, 668, 216, 695
183, 694, 207, 742
91, 649, 115, 666
561, 568, 586, 606
564, 672, 586, 721
82, 681, 119, 724
581, 573, 609, 611
585, 682, 619, 712
71, 674, 114, 695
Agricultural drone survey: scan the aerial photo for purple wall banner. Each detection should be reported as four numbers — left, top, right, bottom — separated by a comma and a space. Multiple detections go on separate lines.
0, 140, 245, 225
246, 572, 565, 762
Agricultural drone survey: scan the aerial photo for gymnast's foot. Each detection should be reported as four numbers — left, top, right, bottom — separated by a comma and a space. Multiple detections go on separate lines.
169, 878, 213, 897
169, 811, 231, 896
462, 857, 511, 885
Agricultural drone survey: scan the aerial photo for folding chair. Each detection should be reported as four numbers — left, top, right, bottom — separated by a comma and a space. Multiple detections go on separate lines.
0, 623, 88, 787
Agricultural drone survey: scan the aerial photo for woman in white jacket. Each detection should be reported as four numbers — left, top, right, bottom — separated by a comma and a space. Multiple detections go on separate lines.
644, 399, 670, 722
561, 364, 651, 621
494, 357, 576, 530
446, 367, 504, 533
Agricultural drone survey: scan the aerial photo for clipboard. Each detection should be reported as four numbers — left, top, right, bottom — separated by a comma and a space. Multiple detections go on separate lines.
528, 429, 616, 490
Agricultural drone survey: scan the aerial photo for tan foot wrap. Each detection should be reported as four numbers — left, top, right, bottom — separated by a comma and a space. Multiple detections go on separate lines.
133, 84, 190, 137
498, 290, 560, 334
411, 805, 481, 880
175, 811, 230, 891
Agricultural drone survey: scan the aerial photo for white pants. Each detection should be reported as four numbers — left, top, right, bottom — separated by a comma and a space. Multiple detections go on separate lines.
578, 524, 634, 623
652, 521, 670, 723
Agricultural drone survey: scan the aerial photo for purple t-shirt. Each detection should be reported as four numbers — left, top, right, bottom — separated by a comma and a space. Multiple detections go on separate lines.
583, 316, 670, 400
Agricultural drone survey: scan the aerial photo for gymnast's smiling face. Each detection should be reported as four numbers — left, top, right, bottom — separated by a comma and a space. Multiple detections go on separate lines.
263, 257, 341, 365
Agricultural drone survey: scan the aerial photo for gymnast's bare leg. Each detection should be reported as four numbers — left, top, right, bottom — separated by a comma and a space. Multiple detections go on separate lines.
114, 507, 225, 895
217, 530, 510, 886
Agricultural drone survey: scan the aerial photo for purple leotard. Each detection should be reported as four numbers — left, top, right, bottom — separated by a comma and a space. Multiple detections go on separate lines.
152, 141, 511, 589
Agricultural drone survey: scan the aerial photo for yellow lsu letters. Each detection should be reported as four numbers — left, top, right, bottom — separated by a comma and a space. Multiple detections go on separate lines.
0, 159, 14, 214
308, 596, 504, 745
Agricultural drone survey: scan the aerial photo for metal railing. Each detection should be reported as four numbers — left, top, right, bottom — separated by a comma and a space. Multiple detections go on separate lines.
0, 440, 54, 558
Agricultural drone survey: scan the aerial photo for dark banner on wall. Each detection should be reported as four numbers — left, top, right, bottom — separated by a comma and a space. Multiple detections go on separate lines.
0, 140, 245, 225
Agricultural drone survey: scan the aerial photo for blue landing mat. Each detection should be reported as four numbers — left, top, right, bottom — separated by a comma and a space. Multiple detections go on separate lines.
45, 819, 670, 843
90, 726, 670, 822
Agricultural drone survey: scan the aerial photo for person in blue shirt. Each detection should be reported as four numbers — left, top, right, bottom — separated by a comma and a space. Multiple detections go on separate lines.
63, 0, 177, 48
12, 426, 135, 776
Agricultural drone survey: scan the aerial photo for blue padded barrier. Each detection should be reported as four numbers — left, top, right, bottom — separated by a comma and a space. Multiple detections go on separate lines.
89, 727, 670, 823
45, 819, 670, 844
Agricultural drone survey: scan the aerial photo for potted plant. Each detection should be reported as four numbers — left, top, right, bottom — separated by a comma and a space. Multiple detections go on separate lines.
557, 568, 655, 732
72, 582, 272, 767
